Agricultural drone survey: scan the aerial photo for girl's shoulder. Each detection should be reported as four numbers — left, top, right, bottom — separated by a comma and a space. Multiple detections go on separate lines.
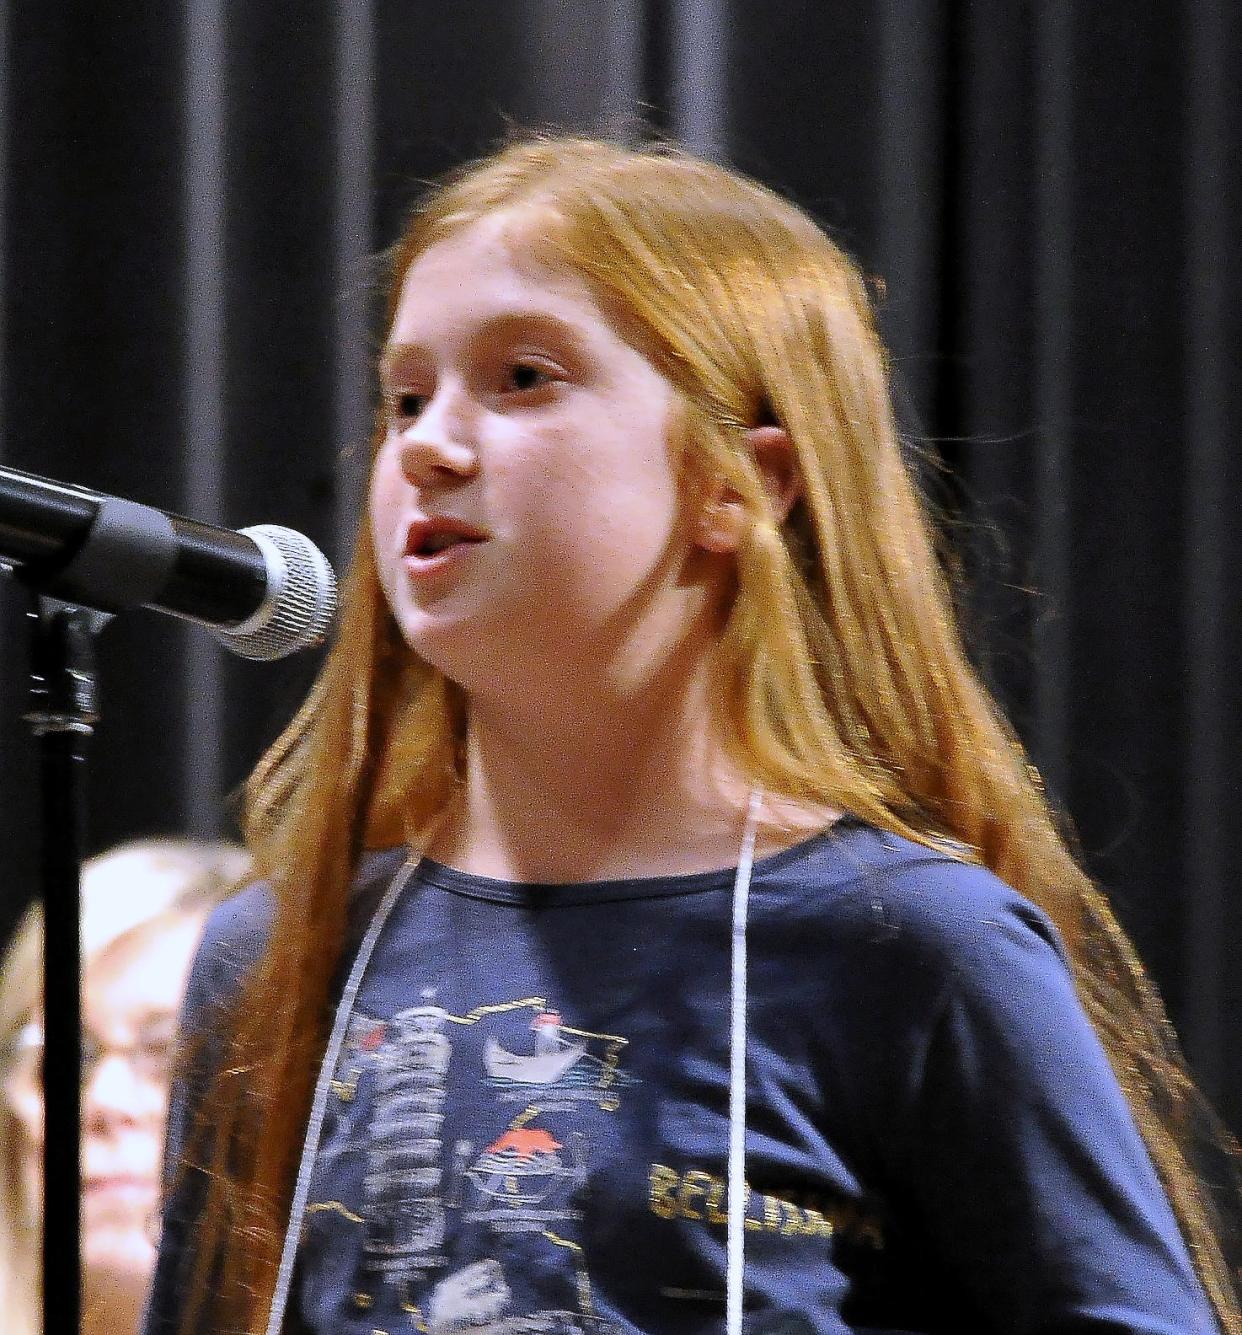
761, 817, 1070, 983
184, 845, 411, 1022
765, 822, 1094, 1115
181, 881, 273, 1032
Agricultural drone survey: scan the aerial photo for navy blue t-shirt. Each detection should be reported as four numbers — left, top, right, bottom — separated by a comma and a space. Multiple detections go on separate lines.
144, 820, 1216, 1334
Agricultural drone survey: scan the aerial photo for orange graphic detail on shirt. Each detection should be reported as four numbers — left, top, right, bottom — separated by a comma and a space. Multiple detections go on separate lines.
486, 1128, 563, 1159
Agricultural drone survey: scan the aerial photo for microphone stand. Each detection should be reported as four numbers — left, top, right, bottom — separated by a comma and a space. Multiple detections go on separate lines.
2, 465, 335, 1331
22, 593, 107, 1335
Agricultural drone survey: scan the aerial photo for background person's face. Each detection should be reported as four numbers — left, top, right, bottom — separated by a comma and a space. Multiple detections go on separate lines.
79, 915, 201, 1287
3, 1023, 42, 1231
2, 913, 202, 1293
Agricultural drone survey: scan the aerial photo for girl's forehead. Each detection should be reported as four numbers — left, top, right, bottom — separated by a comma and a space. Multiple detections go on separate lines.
390, 209, 665, 373
395, 214, 597, 322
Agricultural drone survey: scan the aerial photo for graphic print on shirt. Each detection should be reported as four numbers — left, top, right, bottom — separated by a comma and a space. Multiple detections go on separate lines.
419, 1255, 619, 1333
461, 1117, 587, 1228
483, 1006, 634, 1112
455, 1002, 633, 1237
365, 995, 453, 1280
308, 991, 635, 1328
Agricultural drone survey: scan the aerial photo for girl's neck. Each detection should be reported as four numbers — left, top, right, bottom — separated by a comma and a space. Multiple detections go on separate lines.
430, 681, 729, 882
425, 667, 836, 883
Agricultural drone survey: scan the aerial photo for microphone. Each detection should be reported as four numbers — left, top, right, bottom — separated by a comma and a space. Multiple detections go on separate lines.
0, 464, 337, 660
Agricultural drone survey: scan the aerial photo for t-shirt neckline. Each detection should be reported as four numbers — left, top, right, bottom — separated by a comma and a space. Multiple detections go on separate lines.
411, 815, 868, 907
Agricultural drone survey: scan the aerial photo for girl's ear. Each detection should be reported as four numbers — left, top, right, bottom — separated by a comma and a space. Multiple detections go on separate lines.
695, 425, 802, 554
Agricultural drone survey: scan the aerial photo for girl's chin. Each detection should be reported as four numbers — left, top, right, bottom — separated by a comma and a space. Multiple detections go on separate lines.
391, 617, 516, 684
82, 1229, 157, 1288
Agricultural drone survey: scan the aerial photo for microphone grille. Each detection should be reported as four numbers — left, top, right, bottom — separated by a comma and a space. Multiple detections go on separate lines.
213, 524, 338, 660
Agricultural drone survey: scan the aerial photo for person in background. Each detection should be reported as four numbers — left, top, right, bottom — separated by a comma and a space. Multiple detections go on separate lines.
0, 837, 249, 1335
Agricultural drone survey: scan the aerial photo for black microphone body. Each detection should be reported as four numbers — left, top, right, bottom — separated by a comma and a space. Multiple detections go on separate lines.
0, 465, 336, 659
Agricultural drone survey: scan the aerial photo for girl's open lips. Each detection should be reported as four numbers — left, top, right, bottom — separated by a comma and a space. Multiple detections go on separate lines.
402, 516, 488, 575
402, 541, 482, 577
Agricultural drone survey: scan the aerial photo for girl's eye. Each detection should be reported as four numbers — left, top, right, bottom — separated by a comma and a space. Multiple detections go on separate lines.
506, 362, 553, 393
392, 391, 427, 420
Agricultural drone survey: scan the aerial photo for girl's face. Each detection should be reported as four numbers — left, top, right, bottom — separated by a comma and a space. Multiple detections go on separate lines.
370, 216, 722, 699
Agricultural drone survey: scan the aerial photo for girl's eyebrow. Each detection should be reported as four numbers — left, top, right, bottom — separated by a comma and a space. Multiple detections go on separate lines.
380, 310, 593, 383
377, 343, 423, 387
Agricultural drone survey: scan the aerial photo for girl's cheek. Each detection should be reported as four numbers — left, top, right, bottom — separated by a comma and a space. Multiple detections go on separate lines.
368, 465, 401, 553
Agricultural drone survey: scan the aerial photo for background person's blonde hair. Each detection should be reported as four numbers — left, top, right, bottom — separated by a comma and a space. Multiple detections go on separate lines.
186, 136, 1242, 1334
0, 837, 250, 1335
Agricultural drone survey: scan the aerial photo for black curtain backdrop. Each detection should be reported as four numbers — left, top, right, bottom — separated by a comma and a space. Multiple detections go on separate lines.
1, 2, 1238, 1132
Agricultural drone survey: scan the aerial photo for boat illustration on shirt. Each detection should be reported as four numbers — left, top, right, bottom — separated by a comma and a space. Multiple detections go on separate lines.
484, 1012, 587, 1084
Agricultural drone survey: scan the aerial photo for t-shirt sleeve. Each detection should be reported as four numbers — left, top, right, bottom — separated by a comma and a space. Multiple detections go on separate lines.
874, 872, 1217, 1334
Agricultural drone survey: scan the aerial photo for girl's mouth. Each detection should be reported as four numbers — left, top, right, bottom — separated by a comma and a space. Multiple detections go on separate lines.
412, 532, 482, 557
402, 517, 488, 575
404, 517, 489, 556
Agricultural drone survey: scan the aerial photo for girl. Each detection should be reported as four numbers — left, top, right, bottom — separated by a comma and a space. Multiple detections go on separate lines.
146, 137, 1240, 1334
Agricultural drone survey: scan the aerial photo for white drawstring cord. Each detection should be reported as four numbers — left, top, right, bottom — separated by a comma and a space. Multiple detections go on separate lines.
264, 858, 417, 1335
726, 787, 763, 1335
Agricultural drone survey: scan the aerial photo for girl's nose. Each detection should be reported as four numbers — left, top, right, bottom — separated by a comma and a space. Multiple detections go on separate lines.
399, 432, 479, 487
397, 390, 479, 487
